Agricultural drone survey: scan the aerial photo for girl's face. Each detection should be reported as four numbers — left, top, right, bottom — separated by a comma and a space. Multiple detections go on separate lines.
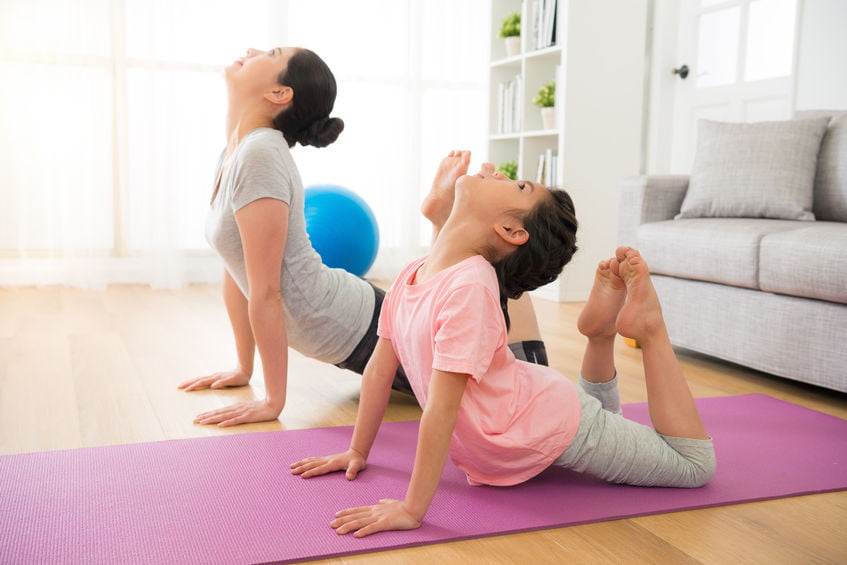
455, 170, 550, 218
224, 47, 297, 94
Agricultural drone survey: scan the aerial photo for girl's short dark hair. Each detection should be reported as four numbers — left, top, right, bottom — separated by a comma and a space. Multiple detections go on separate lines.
273, 49, 344, 148
492, 188, 578, 329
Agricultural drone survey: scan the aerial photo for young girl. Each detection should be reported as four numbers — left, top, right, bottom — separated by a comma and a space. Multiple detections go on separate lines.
177, 45, 550, 427
291, 170, 716, 537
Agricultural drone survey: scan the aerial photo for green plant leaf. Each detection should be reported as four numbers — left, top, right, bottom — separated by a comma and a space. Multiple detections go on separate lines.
532, 80, 556, 108
499, 12, 521, 38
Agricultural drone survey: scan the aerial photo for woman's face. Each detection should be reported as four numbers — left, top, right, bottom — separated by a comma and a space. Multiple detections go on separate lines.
224, 47, 297, 93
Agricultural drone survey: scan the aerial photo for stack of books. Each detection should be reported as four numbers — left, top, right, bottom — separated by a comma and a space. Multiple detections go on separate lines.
536, 149, 558, 186
529, 0, 558, 50
497, 75, 523, 134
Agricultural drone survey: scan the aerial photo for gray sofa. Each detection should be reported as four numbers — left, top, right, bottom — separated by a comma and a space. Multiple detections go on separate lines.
618, 111, 847, 393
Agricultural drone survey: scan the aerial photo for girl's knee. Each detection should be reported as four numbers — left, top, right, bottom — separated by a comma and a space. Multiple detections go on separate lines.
677, 441, 716, 488
662, 435, 716, 488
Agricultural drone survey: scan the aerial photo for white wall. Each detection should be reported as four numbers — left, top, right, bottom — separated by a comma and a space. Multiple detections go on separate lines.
556, 0, 649, 300
794, 0, 847, 110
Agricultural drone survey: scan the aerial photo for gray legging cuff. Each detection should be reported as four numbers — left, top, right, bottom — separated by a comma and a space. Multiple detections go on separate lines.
578, 372, 622, 415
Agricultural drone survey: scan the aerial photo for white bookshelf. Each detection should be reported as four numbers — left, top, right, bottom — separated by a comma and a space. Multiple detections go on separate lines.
488, 0, 566, 302
487, 0, 650, 302
489, 1, 563, 185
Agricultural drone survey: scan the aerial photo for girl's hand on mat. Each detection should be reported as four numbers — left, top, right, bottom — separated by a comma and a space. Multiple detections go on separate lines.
290, 449, 367, 480
178, 369, 251, 392
193, 399, 281, 427
331, 499, 421, 538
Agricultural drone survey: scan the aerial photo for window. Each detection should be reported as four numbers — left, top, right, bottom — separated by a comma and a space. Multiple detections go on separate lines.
0, 0, 487, 286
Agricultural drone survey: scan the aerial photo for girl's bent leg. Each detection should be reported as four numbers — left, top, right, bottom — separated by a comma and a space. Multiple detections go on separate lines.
578, 374, 621, 415
578, 258, 627, 384
554, 388, 715, 488
615, 248, 708, 440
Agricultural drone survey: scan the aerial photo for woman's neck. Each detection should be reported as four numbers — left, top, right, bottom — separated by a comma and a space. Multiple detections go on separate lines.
225, 103, 273, 153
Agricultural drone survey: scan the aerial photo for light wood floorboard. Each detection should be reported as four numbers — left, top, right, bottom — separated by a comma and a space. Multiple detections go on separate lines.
1, 284, 845, 564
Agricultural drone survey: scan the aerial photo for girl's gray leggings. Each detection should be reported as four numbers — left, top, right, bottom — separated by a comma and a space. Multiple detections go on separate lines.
552, 375, 716, 488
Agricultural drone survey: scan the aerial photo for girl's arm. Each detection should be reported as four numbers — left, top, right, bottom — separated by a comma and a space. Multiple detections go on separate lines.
349, 338, 400, 460
291, 337, 399, 479
178, 269, 255, 391
330, 368, 468, 538
194, 197, 290, 426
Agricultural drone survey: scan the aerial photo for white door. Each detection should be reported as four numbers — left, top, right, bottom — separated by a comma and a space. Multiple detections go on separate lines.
668, 0, 799, 172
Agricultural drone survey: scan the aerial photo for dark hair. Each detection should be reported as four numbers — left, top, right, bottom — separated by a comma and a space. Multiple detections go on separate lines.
273, 49, 344, 148
492, 188, 578, 330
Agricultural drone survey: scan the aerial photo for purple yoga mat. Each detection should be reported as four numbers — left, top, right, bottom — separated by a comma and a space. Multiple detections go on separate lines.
2, 394, 845, 564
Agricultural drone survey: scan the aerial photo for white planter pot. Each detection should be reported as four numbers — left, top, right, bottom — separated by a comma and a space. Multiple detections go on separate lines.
540, 106, 556, 130
504, 36, 520, 58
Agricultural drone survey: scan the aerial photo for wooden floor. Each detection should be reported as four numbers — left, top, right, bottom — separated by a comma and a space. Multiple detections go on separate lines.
1, 284, 845, 564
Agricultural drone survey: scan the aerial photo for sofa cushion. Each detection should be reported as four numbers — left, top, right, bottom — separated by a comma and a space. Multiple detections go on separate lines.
795, 110, 847, 222
759, 222, 847, 304
638, 218, 806, 289
677, 117, 830, 221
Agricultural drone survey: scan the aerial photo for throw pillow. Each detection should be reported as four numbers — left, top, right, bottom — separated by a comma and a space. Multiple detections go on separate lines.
677, 117, 830, 221
795, 112, 847, 222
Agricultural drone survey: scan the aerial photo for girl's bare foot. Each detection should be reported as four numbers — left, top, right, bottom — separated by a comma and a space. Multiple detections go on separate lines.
421, 150, 471, 229
615, 247, 666, 344
577, 257, 627, 339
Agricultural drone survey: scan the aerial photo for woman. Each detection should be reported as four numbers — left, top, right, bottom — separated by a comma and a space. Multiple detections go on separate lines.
179, 47, 550, 426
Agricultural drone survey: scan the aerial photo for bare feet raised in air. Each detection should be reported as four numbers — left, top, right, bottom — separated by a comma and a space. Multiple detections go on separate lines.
614, 247, 666, 344
420, 150, 471, 229
577, 256, 627, 340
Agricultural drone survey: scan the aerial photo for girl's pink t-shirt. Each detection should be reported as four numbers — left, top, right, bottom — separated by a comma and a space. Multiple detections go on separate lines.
378, 255, 580, 486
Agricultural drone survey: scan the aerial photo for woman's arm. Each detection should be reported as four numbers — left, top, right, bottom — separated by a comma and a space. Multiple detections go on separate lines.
193, 197, 290, 426
330, 368, 468, 538
291, 337, 399, 479
178, 270, 255, 391
222, 268, 257, 377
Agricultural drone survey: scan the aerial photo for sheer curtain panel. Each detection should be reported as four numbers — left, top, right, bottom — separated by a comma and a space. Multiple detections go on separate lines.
0, 0, 487, 288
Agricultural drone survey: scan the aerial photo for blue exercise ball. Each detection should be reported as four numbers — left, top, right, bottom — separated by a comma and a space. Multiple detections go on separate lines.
303, 185, 380, 277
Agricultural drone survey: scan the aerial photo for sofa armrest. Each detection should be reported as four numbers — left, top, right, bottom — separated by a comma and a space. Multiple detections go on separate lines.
618, 175, 690, 246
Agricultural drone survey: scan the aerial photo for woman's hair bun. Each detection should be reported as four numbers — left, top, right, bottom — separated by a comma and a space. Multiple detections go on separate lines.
297, 116, 344, 148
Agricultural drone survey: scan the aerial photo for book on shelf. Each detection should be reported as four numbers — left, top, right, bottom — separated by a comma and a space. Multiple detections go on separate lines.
529, 0, 558, 50
535, 148, 558, 186
497, 74, 523, 134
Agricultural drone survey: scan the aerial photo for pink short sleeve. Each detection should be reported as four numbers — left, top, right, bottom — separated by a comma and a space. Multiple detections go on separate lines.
376, 288, 393, 340
432, 284, 506, 381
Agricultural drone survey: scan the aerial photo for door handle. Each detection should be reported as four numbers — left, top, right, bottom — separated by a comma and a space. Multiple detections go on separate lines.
672, 65, 689, 79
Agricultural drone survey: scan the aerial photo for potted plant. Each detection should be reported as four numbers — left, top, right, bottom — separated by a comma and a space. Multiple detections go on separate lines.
499, 12, 521, 58
497, 160, 518, 181
533, 80, 556, 130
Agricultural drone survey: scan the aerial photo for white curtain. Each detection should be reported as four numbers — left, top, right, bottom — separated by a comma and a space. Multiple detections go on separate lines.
0, 0, 487, 288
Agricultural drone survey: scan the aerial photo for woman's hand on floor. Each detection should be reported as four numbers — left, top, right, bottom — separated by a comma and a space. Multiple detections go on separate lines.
330, 499, 422, 538
193, 399, 281, 427
178, 369, 251, 392
290, 449, 367, 481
